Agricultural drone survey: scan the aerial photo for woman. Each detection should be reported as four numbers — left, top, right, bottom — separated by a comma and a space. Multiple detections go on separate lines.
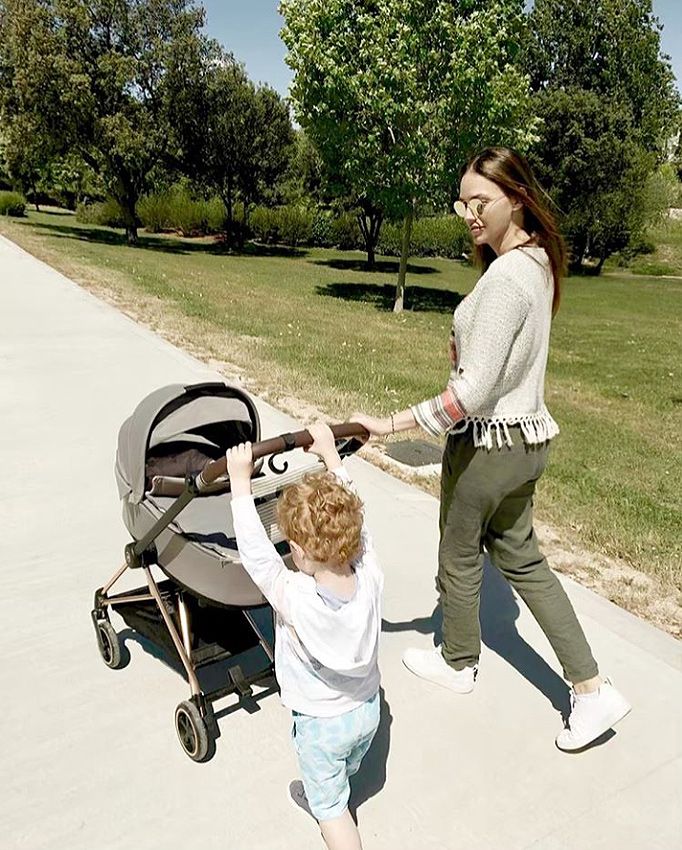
351, 147, 630, 751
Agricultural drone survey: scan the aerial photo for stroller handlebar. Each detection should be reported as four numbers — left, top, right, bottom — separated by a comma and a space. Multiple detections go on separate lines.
197, 422, 370, 490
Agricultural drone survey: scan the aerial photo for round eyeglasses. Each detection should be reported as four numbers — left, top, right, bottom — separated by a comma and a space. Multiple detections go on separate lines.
453, 196, 504, 219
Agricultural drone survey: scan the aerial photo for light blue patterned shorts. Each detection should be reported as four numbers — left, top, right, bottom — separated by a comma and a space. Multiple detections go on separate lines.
292, 692, 380, 821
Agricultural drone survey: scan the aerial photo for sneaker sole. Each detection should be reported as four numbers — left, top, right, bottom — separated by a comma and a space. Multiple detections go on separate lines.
556, 703, 632, 752
401, 657, 475, 694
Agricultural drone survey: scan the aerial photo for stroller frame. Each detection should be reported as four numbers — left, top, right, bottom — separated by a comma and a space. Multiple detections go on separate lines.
92, 384, 368, 762
92, 471, 277, 762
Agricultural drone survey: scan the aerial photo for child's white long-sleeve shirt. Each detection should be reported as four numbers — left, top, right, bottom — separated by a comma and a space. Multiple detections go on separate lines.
231, 465, 382, 717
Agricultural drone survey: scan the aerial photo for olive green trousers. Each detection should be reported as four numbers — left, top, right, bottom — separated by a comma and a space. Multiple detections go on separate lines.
438, 427, 599, 683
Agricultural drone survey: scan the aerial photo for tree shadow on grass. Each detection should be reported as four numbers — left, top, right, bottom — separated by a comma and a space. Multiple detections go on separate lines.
310, 257, 438, 275
315, 280, 465, 313
21, 219, 309, 258
34, 208, 76, 217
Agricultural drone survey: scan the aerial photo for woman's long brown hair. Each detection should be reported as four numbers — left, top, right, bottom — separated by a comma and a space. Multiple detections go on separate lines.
464, 147, 566, 315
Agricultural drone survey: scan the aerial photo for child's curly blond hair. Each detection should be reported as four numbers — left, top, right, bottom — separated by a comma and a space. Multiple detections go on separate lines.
277, 471, 363, 567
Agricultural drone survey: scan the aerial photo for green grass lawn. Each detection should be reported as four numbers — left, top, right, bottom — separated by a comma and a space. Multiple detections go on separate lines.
2, 210, 680, 603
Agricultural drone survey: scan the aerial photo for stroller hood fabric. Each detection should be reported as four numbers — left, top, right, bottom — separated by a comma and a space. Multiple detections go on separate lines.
115, 382, 259, 504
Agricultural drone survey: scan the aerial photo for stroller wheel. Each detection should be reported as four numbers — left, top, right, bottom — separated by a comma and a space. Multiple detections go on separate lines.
175, 700, 210, 761
95, 620, 129, 670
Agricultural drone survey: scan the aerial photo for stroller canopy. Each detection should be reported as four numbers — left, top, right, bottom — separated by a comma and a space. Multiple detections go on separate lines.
116, 382, 260, 504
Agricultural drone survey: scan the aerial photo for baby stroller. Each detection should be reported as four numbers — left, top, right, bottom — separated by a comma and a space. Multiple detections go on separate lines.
91, 381, 367, 761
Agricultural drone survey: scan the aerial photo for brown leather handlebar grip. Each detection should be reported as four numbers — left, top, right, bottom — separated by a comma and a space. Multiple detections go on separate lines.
198, 422, 369, 487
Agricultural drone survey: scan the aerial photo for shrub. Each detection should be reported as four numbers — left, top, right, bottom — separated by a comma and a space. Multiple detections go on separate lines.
278, 206, 313, 246
137, 186, 226, 236
630, 260, 675, 276
310, 210, 335, 247
330, 212, 362, 250
249, 205, 313, 246
76, 197, 127, 228
136, 191, 171, 233
0, 191, 26, 217
241, 205, 470, 257
250, 206, 280, 243
378, 215, 470, 259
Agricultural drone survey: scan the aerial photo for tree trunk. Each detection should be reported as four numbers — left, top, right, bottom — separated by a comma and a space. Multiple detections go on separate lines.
569, 235, 586, 273
222, 178, 234, 245
120, 197, 138, 245
114, 174, 139, 246
393, 208, 413, 313
239, 198, 249, 249
32, 183, 40, 213
595, 249, 608, 275
357, 206, 383, 269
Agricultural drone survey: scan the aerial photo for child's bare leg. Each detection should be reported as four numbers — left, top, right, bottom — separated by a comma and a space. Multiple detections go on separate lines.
319, 808, 362, 850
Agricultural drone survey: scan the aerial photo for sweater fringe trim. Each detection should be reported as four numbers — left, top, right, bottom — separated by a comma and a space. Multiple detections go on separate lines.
450, 408, 560, 449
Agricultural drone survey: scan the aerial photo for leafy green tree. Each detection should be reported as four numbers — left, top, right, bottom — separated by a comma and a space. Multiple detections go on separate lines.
236, 84, 296, 235
281, 0, 538, 310
280, 130, 326, 205
46, 153, 105, 209
0, 0, 212, 244
525, 0, 680, 269
167, 52, 294, 243
1, 113, 54, 211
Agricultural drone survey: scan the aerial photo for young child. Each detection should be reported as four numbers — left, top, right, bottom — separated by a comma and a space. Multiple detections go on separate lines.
226, 422, 382, 850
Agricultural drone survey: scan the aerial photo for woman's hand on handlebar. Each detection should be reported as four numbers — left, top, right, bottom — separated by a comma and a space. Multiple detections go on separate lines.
349, 412, 391, 437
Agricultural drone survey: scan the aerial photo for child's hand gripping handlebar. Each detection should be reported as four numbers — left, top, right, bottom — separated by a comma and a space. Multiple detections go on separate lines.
196, 422, 370, 492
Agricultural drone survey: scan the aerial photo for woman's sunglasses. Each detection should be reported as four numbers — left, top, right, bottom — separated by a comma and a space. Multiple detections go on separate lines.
453, 196, 504, 219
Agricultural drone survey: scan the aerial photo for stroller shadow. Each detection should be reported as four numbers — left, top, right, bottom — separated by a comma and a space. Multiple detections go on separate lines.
349, 687, 392, 821
382, 558, 571, 718
118, 628, 278, 727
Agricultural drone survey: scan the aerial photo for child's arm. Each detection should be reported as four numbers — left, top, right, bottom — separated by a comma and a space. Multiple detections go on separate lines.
305, 423, 382, 580
227, 443, 294, 620
304, 421, 342, 472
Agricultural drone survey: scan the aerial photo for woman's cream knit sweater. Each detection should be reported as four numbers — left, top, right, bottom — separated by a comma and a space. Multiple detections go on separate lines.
411, 246, 560, 449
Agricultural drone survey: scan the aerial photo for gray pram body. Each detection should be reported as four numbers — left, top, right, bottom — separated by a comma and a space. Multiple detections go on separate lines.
92, 381, 343, 762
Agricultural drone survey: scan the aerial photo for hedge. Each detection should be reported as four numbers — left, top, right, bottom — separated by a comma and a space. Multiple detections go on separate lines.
0, 191, 26, 217
137, 187, 226, 236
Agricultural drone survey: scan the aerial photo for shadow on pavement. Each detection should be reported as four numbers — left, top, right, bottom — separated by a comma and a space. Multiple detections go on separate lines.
349, 687, 393, 821
382, 558, 572, 717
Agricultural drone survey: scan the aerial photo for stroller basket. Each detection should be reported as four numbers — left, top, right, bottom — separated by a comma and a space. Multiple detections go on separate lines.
92, 381, 367, 762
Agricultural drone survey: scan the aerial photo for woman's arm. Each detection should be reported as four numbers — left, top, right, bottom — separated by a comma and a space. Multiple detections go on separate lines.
349, 407, 418, 437
351, 272, 529, 439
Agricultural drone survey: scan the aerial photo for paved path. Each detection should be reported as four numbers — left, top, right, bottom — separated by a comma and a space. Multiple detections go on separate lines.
1, 234, 680, 850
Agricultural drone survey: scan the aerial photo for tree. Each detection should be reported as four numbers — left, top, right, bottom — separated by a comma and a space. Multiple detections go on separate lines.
281, 0, 538, 310
167, 52, 294, 244
280, 130, 326, 205
1, 113, 53, 211
235, 85, 296, 235
525, 0, 680, 269
0, 0, 212, 244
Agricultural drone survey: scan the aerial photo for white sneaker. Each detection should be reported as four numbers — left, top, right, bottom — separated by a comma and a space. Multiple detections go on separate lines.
288, 780, 315, 820
556, 678, 631, 751
402, 646, 477, 693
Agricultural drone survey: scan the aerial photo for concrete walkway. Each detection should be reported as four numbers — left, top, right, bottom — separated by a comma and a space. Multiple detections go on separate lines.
1, 233, 680, 850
